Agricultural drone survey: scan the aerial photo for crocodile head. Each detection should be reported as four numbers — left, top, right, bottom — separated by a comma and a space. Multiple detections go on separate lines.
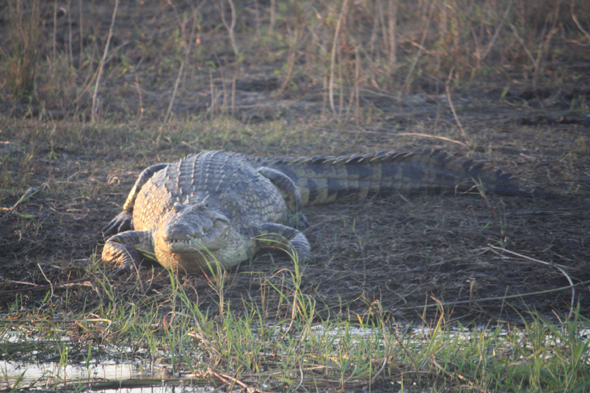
153, 201, 232, 273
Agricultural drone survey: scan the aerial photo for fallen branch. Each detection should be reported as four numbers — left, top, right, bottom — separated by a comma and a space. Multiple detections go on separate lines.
488, 245, 576, 319
395, 279, 590, 314
208, 367, 269, 393
0, 277, 92, 295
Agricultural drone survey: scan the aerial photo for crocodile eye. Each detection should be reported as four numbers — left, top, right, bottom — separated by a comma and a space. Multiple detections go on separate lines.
214, 216, 230, 225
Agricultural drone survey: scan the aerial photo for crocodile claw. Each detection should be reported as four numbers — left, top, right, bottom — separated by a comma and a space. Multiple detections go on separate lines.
102, 211, 133, 236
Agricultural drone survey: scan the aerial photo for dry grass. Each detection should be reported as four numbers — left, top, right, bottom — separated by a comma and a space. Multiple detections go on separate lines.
0, 0, 588, 121
2, 0, 41, 99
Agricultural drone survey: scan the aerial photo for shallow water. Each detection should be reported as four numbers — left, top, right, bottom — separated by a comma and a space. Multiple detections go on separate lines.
3, 324, 587, 391
0, 359, 212, 392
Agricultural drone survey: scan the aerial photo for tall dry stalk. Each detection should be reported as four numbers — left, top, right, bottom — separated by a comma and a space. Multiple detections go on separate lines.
78, 0, 84, 66
337, 37, 344, 114
344, 40, 359, 123
509, 23, 536, 68
329, 0, 349, 116
387, 0, 398, 71
52, 0, 57, 75
209, 69, 217, 118
404, 0, 437, 91
445, 69, 468, 145
67, 0, 73, 68
439, 0, 447, 38
378, 1, 388, 59
135, 74, 143, 119
571, 0, 590, 43
354, 43, 360, 124
277, 27, 305, 97
532, 2, 560, 89
253, 0, 260, 39
166, 11, 198, 122
220, 0, 239, 60
91, 0, 119, 123
269, 0, 275, 36
368, 3, 379, 54
479, 0, 513, 62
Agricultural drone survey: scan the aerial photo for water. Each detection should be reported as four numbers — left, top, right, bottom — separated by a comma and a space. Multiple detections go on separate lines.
3, 324, 587, 391
0, 325, 213, 392
0, 359, 213, 392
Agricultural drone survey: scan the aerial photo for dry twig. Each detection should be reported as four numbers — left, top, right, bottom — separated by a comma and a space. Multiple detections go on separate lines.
395, 279, 590, 314
208, 367, 268, 393
0, 278, 91, 295
509, 23, 536, 70
571, 0, 590, 44
220, 0, 239, 59
480, 0, 513, 61
445, 69, 469, 145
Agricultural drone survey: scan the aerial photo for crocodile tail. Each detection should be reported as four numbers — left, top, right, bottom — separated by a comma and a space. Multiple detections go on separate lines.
259, 149, 529, 206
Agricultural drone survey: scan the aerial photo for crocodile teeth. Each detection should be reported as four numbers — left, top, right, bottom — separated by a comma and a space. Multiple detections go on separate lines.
168, 239, 192, 244
165, 238, 201, 251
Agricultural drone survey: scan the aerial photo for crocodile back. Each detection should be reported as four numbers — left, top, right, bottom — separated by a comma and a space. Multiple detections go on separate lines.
132, 151, 288, 231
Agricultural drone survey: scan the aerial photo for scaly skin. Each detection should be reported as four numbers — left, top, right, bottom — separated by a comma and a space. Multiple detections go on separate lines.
102, 149, 529, 274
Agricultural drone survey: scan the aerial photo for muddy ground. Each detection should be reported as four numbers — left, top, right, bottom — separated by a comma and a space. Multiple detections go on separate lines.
2, 90, 588, 324
1, 0, 589, 325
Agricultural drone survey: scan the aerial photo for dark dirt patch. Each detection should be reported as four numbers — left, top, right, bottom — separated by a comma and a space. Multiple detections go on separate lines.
1, 109, 589, 324
221, 193, 590, 324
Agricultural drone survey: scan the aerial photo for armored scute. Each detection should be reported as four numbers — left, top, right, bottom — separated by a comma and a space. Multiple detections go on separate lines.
102, 150, 528, 274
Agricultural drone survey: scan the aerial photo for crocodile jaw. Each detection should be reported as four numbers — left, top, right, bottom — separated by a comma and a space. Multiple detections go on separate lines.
164, 238, 207, 253
154, 234, 228, 274
160, 223, 229, 254
154, 231, 256, 274
153, 204, 250, 273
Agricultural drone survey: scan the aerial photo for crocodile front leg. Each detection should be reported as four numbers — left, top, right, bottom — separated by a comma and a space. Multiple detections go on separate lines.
257, 167, 302, 210
102, 230, 155, 271
103, 163, 169, 236
254, 223, 311, 262
257, 167, 308, 227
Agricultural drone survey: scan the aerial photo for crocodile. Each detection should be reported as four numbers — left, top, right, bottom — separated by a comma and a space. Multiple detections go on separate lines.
102, 149, 530, 274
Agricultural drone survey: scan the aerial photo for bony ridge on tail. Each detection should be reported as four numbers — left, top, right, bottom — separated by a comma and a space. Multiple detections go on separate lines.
101, 149, 533, 274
